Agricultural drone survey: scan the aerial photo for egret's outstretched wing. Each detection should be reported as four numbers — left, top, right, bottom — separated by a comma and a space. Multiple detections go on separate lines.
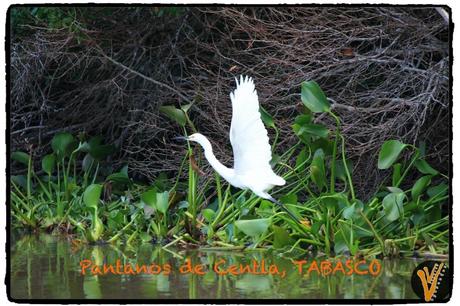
229, 76, 285, 185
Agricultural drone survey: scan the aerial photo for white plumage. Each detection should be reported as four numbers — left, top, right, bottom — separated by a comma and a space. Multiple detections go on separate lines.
185, 75, 285, 200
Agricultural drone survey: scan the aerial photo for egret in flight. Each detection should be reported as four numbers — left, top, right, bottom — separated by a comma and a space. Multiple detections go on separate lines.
178, 76, 300, 224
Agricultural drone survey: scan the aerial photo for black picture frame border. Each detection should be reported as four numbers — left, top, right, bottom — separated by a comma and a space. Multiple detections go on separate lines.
4, 3, 453, 303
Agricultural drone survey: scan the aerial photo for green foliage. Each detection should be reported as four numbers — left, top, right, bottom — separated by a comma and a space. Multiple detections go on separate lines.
260, 106, 275, 128
83, 184, 104, 242
297, 124, 329, 139
11, 151, 30, 166
86, 136, 116, 160
83, 184, 102, 211
301, 81, 331, 113
382, 189, 405, 222
41, 154, 55, 175
310, 149, 326, 191
378, 140, 407, 169
10, 7, 85, 39
10, 131, 121, 240
10, 81, 449, 257
414, 159, 438, 175
159, 105, 187, 127
411, 175, 432, 199
235, 218, 270, 238
51, 132, 76, 161
272, 225, 295, 248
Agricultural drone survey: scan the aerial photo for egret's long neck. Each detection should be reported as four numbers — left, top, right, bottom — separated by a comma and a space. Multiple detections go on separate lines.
198, 140, 234, 182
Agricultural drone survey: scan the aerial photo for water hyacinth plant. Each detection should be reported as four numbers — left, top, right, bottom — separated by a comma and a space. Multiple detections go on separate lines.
9, 81, 449, 258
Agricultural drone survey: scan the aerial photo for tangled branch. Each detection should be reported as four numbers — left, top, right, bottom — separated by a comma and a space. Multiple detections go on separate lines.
10, 7, 449, 198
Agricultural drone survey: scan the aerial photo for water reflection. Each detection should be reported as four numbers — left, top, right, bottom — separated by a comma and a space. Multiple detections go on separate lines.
10, 234, 425, 300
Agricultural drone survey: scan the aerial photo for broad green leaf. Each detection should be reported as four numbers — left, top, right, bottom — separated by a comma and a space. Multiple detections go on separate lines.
295, 147, 309, 169
280, 193, 297, 205
141, 188, 158, 208
11, 151, 30, 166
11, 175, 27, 190
141, 189, 169, 214
378, 140, 408, 169
202, 208, 216, 223
427, 183, 448, 198
41, 154, 55, 175
297, 123, 329, 138
310, 149, 326, 191
404, 201, 417, 212
301, 81, 331, 113
51, 132, 76, 160
83, 184, 102, 210
292, 123, 310, 144
235, 218, 270, 238
335, 159, 353, 182
343, 203, 357, 220
82, 154, 94, 172
294, 114, 313, 125
120, 165, 128, 176
178, 201, 189, 209
88, 136, 103, 147
323, 197, 338, 210
159, 105, 186, 127
154, 172, 170, 190
414, 159, 438, 175
325, 193, 350, 211
426, 205, 442, 223
256, 200, 274, 216
105, 172, 130, 184
272, 225, 295, 248
91, 144, 115, 160
155, 191, 170, 214
77, 141, 91, 153
140, 232, 153, 243
311, 220, 323, 234
342, 201, 363, 220
106, 166, 130, 184
387, 186, 404, 194
87, 136, 115, 160
411, 175, 432, 199
311, 138, 334, 156
293, 124, 303, 136
410, 207, 425, 226
260, 106, 275, 128
108, 210, 124, 229
382, 191, 405, 222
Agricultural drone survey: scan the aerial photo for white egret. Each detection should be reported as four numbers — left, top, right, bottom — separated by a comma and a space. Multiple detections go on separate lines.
178, 75, 301, 224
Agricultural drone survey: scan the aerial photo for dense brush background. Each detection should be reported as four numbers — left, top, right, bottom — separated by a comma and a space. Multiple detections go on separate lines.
9, 6, 450, 199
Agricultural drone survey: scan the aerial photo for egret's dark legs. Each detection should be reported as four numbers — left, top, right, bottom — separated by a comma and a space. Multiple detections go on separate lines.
269, 197, 302, 225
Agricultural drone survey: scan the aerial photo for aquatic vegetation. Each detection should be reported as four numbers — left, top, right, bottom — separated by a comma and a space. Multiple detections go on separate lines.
10, 81, 449, 258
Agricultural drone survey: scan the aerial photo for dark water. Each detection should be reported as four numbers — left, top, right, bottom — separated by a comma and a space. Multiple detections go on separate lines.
10, 234, 427, 300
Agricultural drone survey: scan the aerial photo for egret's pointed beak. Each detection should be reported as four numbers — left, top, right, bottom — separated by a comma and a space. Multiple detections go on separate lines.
173, 136, 188, 141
